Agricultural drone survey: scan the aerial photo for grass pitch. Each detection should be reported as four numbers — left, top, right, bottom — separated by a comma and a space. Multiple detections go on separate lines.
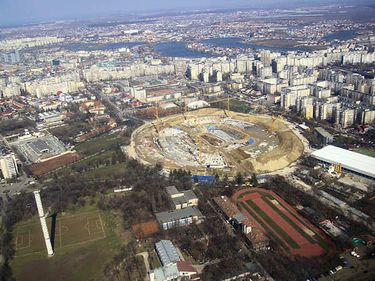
14, 211, 105, 257
11, 206, 125, 281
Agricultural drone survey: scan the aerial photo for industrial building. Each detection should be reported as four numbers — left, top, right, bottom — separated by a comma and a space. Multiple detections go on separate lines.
151, 240, 199, 281
165, 186, 198, 210
155, 240, 181, 266
155, 207, 203, 230
311, 145, 375, 179
10, 133, 67, 164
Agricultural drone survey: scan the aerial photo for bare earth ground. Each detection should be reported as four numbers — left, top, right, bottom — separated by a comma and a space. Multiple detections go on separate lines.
127, 108, 305, 176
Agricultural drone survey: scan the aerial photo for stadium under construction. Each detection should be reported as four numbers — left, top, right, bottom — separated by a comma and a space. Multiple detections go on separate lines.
127, 108, 306, 176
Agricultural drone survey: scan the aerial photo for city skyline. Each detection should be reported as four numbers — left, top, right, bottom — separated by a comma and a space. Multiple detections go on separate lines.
1, 0, 373, 26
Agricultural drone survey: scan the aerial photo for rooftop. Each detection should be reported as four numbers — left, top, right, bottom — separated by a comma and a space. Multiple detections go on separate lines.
311, 145, 375, 178
155, 240, 180, 266
155, 206, 203, 223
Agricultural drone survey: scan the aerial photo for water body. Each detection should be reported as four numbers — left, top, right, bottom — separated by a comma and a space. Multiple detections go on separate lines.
323, 30, 357, 41
202, 37, 309, 52
154, 42, 211, 58
66, 41, 145, 51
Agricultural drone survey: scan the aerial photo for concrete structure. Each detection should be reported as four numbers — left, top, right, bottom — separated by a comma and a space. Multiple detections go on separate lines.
33, 191, 54, 257
311, 145, 375, 179
155, 240, 181, 266
0, 154, 18, 179
165, 186, 198, 210
155, 207, 203, 230
314, 127, 334, 144
10, 134, 67, 164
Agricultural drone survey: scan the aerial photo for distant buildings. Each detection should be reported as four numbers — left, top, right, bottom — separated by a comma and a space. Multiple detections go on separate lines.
79, 100, 106, 115
0, 49, 21, 64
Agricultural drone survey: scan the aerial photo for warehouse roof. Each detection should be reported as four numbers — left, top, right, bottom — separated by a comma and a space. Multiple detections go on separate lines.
155, 240, 180, 266
311, 145, 375, 178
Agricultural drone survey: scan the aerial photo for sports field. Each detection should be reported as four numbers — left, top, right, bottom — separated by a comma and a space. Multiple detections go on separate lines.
14, 210, 105, 257
11, 206, 126, 281
233, 188, 333, 258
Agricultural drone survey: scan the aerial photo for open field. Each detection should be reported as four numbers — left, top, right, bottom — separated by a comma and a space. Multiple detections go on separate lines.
233, 188, 334, 258
14, 210, 105, 257
127, 108, 305, 176
74, 133, 129, 156
11, 207, 126, 281
355, 147, 375, 158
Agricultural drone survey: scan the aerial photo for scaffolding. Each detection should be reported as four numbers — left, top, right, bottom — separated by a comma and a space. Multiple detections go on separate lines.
33, 191, 54, 257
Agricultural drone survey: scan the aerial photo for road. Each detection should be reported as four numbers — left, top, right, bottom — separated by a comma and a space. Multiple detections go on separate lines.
0, 173, 36, 199
87, 84, 145, 123
136, 251, 150, 280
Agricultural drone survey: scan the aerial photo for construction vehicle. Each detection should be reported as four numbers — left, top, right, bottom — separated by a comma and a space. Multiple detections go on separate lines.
333, 163, 343, 174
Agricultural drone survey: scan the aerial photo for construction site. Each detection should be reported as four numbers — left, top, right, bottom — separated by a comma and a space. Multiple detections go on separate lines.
127, 108, 305, 176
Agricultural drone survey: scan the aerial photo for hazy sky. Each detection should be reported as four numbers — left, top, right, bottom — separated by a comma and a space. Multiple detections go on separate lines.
0, 0, 361, 26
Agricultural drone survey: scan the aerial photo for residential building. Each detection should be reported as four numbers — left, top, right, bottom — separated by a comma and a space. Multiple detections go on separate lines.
0, 154, 18, 179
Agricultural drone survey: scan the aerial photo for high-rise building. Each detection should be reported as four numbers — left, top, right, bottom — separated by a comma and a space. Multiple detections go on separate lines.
0, 49, 21, 64
0, 154, 18, 179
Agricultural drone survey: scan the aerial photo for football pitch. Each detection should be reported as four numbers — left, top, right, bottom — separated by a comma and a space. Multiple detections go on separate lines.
14, 210, 106, 257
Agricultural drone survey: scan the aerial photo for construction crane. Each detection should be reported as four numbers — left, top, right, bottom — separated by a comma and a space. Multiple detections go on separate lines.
207, 96, 232, 112
153, 103, 163, 133
195, 134, 204, 165
268, 115, 277, 134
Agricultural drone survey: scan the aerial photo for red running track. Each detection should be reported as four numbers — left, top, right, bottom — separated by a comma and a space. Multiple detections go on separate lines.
233, 188, 330, 258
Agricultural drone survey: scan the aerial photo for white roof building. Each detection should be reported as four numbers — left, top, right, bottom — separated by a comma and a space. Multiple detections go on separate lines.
311, 145, 375, 179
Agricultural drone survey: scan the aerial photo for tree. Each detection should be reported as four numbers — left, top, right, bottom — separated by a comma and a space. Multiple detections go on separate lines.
235, 172, 243, 185
251, 173, 258, 187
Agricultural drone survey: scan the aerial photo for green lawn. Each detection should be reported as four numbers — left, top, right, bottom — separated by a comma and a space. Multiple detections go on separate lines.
81, 162, 126, 180
245, 200, 299, 249
355, 148, 375, 158
74, 134, 129, 156
11, 205, 126, 281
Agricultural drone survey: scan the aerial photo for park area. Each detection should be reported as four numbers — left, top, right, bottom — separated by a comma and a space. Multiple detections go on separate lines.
11, 206, 128, 281
233, 188, 334, 258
